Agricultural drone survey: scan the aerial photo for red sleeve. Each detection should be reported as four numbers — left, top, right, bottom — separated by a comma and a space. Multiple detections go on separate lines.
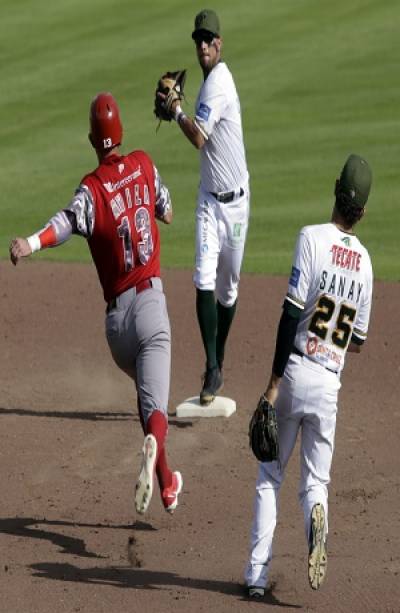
38, 225, 57, 248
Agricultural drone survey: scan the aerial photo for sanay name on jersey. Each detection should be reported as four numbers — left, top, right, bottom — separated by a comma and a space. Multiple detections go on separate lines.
320, 242, 364, 304
320, 271, 363, 304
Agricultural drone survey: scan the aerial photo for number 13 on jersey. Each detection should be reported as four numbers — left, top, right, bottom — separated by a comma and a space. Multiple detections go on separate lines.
112, 186, 154, 272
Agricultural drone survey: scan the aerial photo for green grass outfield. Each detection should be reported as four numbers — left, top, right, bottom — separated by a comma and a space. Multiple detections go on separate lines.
1, 0, 399, 280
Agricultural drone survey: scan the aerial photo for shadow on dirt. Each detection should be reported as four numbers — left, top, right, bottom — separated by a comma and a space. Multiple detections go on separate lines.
29, 562, 301, 607
167, 418, 194, 428
0, 517, 141, 559
0, 407, 132, 421
0, 407, 192, 428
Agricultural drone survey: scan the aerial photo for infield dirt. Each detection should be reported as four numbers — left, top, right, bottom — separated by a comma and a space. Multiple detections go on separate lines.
1, 262, 399, 613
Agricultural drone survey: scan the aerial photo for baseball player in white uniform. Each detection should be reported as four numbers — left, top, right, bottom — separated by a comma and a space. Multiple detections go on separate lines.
244, 154, 373, 598
171, 9, 250, 405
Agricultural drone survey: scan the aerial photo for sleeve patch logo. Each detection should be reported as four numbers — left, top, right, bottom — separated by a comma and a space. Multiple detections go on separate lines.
289, 266, 300, 288
196, 103, 211, 121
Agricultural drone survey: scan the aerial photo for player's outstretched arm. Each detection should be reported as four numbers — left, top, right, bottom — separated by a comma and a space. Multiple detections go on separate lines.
9, 210, 75, 266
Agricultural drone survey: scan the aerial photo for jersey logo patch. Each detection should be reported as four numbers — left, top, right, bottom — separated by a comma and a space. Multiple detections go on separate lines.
233, 223, 242, 238
289, 266, 300, 288
306, 336, 318, 355
103, 168, 142, 193
197, 103, 211, 121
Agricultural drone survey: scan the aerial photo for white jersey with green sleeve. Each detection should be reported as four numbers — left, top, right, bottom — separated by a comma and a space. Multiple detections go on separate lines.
194, 61, 248, 193
286, 222, 373, 375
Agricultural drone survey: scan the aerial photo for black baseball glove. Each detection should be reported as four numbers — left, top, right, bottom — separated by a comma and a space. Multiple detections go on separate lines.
154, 69, 187, 122
249, 396, 279, 462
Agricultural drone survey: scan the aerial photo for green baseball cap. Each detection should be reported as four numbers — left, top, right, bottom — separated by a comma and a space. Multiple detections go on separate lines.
192, 9, 221, 38
338, 154, 372, 207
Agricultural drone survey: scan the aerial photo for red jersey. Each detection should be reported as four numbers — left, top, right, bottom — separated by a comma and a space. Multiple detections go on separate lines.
81, 150, 161, 302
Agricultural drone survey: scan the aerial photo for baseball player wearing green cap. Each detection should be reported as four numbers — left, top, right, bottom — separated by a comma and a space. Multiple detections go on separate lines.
170, 9, 250, 405
245, 154, 373, 598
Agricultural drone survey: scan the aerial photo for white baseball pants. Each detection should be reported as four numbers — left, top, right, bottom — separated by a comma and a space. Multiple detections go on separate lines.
193, 185, 249, 307
245, 353, 341, 588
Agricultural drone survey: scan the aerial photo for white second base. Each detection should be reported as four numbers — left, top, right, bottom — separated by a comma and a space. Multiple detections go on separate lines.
175, 395, 236, 418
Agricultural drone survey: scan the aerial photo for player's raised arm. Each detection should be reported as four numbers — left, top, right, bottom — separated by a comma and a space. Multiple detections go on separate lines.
173, 105, 206, 150
154, 72, 206, 149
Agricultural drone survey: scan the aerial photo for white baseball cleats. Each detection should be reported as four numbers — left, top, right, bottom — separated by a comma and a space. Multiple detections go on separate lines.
162, 471, 183, 514
135, 435, 183, 515
308, 503, 328, 590
135, 434, 157, 515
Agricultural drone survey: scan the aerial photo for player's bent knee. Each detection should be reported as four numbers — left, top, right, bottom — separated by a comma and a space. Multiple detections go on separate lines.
216, 289, 238, 307
193, 277, 216, 292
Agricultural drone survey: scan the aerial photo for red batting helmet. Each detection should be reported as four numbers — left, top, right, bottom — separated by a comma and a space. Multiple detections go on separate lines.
89, 92, 123, 151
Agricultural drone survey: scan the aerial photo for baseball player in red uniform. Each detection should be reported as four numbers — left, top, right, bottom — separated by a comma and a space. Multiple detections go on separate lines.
9, 92, 182, 516
245, 154, 373, 597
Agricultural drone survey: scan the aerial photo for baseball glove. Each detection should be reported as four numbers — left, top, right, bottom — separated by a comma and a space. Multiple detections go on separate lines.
154, 69, 187, 122
249, 396, 279, 463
